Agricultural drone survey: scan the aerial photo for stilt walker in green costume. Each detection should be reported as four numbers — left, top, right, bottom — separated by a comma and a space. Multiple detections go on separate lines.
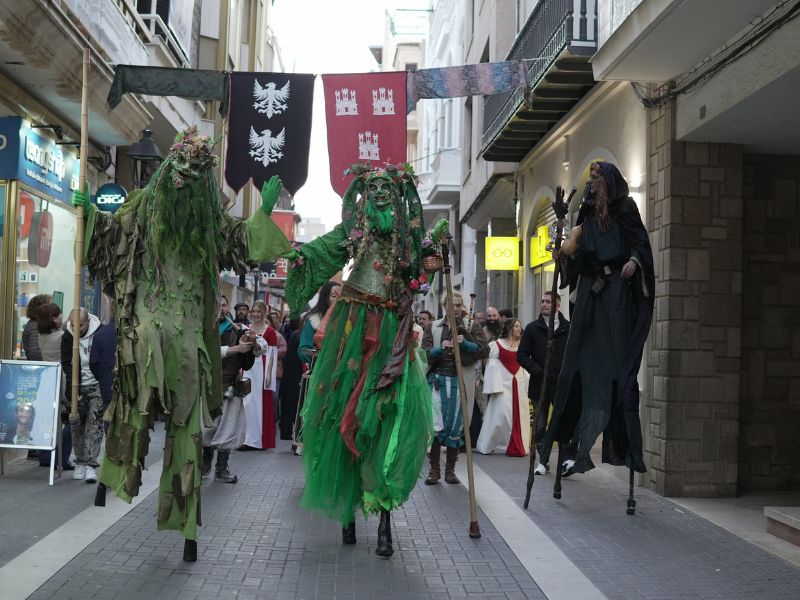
285, 163, 445, 558
71, 127, 292, 561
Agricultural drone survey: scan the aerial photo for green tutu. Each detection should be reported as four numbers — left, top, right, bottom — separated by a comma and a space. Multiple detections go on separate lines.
300, 299, 433, 525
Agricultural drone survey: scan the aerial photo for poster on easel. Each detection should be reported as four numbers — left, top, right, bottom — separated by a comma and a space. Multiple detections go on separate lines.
0, 360, 61, 485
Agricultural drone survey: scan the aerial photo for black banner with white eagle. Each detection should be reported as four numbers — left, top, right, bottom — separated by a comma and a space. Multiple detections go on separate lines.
225, 72, 315, 196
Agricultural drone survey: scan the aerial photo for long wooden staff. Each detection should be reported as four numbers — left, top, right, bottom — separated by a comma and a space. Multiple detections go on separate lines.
440, 233, 481, 538
523, 185, 575, 509
69, 48, 90, 426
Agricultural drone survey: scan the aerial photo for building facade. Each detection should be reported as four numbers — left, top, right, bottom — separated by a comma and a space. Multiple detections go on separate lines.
0, 0, 288, 356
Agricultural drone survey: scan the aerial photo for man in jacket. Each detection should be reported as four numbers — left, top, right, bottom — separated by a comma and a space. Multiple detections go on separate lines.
422, 292, 489, 484
90, 316, 117, 412
61, 308, 104, 483
517, 292, 570, 475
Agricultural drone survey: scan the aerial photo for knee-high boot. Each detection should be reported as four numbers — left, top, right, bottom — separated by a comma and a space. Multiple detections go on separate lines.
445, 446, 460, 484
425, 439, 441, 485
375, 510, 394, 558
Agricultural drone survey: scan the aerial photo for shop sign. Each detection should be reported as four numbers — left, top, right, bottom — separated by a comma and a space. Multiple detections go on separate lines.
0, 116, 78, 204
92, 183, 127, 213
485, 237, 521, 271
529, 225, 552, 268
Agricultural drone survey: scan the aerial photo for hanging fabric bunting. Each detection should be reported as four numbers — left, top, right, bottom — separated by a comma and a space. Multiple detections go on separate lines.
406, 60, 529, 113
107, 65, 229, 114
322, 72, 408, 197
225, 72, 315, 196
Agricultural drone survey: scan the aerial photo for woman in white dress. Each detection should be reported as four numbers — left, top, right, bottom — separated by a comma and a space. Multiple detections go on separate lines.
241, 301, 279, 450
476, 319, 530, 456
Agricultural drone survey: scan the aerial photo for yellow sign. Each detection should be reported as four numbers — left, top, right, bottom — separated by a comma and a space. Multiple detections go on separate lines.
529, 225, 552, 268
485, 237, 520, 270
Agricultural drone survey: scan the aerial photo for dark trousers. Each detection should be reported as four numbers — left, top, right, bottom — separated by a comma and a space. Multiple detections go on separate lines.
39, 424, 72, 467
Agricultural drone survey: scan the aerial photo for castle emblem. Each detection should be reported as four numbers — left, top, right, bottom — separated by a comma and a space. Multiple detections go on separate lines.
334, 88, 358, 115
358, 131, 380, 161
372, 88, 395, 115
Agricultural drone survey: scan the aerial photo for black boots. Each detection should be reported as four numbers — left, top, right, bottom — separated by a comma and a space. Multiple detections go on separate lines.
375, 510, 393, 558
214, 450, 238, 483
425, 439, 441, 485
201, 447, 214, 478
342, 521, 356, 544
444, 447, 460, 484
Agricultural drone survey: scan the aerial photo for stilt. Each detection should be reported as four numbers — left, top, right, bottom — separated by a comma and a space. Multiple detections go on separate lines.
553, 445, 563, 500
94, 482, 107, 507
183, 539, 198, 562
626, 468, 636, 515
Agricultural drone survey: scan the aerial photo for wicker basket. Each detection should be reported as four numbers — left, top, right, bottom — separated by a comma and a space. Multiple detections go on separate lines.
423, 254, 443, 273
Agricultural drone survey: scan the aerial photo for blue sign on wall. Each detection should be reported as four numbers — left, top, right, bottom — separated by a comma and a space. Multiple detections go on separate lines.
92, 183, 127, 213
0, 116, 78, 204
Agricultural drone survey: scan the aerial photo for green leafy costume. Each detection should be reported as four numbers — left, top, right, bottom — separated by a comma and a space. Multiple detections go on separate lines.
285, 166, 435, 525
82, 129, 290, 540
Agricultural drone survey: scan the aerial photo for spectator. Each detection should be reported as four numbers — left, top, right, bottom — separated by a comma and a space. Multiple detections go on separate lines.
202, 296, 258, 483
517, 291, 570, 474
278, 318, 302, 441
22, 294, 53, 361
476, 319, 530, 456
242, 300, 279, 451
298, 281, 341, 364
233, 302, 251, 325
61, 308, 104, 482
90, 310, 117, 412
36, 303, 72, 469
498, 308, 514, 322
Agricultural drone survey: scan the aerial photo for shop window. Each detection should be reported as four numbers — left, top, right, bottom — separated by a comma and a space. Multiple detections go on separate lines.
14, 189, 76, 358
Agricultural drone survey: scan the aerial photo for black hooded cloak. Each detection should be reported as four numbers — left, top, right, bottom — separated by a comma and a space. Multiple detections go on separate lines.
540, 162, 654, 473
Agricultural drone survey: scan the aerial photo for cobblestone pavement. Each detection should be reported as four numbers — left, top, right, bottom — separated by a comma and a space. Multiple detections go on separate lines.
472, 451, 800, 600
26, 441, 546, 600
7, 439, 800, 599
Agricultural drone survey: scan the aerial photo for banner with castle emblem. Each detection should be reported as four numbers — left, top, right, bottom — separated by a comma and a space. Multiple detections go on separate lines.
322, 72, 407, 197
225, 72, 315, 195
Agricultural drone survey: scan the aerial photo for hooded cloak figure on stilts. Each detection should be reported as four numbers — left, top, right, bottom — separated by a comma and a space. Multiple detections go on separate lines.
71, 127, 292, 559
285, 163, 440, 558
539, 161, 654, 513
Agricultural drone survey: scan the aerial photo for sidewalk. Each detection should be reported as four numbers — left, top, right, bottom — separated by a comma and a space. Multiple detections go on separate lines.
1, 439, 799, 599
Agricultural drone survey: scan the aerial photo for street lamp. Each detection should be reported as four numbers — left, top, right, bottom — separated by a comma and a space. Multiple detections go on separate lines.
128, 129, 162, 189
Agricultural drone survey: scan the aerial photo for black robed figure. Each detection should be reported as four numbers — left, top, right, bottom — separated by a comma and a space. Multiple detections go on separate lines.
540, 162, 655, 482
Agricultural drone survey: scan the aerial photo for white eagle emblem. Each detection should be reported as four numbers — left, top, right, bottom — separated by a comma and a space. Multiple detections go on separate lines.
253, 79, 290, 118
249, 126, 286, 166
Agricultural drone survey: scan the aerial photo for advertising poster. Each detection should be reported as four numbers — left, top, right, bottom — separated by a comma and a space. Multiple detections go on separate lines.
0, 361, 61, 450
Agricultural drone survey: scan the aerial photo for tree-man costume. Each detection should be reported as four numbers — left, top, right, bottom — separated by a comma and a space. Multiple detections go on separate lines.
74, 128, 291, 544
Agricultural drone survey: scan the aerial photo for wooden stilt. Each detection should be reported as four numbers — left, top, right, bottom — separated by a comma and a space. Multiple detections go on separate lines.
553, 444, 564, 500
626, 468, 637, 515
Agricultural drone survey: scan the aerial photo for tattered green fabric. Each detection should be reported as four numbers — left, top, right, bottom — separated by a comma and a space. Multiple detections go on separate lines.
88, 182, 289, 540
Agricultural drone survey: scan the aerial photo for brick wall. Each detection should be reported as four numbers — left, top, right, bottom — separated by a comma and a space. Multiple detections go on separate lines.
645, 100, 742, 497
740, 154, 800, 491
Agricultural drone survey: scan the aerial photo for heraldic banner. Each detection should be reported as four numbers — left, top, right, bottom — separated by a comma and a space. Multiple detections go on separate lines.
322, 71, 407, 197
225, 72, 315, 196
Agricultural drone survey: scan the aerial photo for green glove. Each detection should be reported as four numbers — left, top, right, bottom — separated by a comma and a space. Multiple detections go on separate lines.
72, 183, 90, 209
282, 249, 301, 263
261, 175, 283, 216
431, 218, 449, 242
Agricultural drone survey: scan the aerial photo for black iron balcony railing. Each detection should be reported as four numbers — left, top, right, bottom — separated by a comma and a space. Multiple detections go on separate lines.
481, 0, 597, 162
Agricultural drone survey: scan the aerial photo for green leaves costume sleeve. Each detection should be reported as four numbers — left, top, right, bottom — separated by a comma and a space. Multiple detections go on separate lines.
285, 223, 349, 316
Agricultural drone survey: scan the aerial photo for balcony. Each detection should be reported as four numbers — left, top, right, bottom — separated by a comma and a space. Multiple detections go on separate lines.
426, 148, 461, 207
481, 0, 597, 163
591, 0, 777, 82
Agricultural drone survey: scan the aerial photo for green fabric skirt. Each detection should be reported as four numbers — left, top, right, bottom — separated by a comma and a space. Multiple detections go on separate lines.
300, 300, 432, 525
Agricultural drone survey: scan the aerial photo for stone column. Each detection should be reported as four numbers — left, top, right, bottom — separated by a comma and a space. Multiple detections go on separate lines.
645, 100, 743, 496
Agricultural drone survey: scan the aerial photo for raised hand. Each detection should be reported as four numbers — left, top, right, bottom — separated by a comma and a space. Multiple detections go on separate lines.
261, 175, 283, 215
72, 183, 90, 208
